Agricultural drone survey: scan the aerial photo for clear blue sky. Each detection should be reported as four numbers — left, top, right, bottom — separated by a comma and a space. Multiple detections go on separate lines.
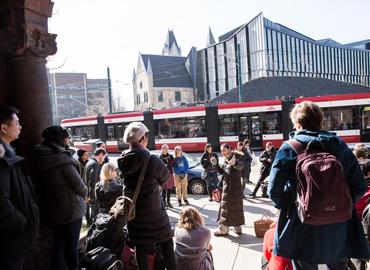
48, 0, 370, 110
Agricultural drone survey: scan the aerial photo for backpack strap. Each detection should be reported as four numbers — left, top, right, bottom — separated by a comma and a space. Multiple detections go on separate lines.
286, 139, 306, 155
132, 153, 151, 204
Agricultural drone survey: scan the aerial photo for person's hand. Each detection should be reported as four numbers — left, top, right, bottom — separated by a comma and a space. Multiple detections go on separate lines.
210, 157, 217, 166
85, 197, 90, 203
228, 155, 236, 166
207, 243, 213, 251
267, 159, 272, 163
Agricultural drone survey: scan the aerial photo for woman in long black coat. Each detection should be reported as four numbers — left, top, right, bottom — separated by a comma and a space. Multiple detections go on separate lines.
214, 144, 245, 236
118, 122, 176, 270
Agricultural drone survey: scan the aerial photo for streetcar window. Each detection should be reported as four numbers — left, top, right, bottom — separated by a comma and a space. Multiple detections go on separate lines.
72, 125, 97, 141
261, 112, 280, 134
239, 116, 249, 135
219, 115, 239, 136
155, 117, 206, 139
106, 124, 116, 140
322, 108, 331, 131
363, 107, 370, 130
331, 108, 358, 130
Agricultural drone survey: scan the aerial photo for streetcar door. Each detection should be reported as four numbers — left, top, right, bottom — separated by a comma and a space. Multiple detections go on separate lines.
117, 124, 125, 151
361, 106, 370, 143
250, 114, 262, 148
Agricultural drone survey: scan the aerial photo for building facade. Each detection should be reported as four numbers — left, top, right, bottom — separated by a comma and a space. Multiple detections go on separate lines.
194, 13, 370, 101
133, 30, 194, 110
48, 72, 109, 124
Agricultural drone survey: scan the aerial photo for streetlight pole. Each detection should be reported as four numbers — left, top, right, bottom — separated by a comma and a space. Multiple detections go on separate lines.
236, 43, 243, 103
107, 66, 113, 114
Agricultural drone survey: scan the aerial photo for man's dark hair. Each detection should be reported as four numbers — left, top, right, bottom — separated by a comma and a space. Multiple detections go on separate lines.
221, 143, 231, 150
94, 148, 106, 156
0, 105, 19, 125
354, 148, 368, 160
95, 140, 105, 147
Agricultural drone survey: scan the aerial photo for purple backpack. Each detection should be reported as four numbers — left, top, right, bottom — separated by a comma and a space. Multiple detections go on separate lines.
287, 139, 353, 225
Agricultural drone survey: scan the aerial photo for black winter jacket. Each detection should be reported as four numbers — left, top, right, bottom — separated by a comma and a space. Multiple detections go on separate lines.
31, 142, 87, 226
95, 181, 123, 213
259, 148, 276, 175
0, 141, 39, 256
235, 149, 252, 177
201, 152, 219, 173
84, 158, 101, 200
118, 146, 172, 244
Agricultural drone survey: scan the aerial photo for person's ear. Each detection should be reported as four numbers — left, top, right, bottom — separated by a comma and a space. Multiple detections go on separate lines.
0, 124, 8, 134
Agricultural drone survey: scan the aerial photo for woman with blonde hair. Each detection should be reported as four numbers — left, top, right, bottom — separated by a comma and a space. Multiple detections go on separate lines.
95, 162, 123, 213
173, 145, 190, 206
175, 207, 214, 270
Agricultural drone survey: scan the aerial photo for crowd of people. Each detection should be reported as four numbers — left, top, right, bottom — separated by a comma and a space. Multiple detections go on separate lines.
1, 101, 370, 270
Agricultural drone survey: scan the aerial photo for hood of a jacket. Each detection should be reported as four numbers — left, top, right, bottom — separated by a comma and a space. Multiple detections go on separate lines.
32, 141, 78, 173
118, 147, 149, 176
290, 129, 341, 144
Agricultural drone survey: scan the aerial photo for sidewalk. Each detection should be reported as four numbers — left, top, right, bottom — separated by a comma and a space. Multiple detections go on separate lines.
166, 168, 277, 270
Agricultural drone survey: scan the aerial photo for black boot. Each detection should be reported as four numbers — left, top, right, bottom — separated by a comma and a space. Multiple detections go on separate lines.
166, 191, 172, 208
178, 199, 183, 206
162, 190, 167, 207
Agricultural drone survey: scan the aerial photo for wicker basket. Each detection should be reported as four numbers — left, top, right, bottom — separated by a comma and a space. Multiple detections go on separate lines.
254, 215, 273, 238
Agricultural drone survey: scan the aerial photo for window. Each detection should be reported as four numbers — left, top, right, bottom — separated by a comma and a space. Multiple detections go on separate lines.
154, 117, 207, 139
322, 108, 331, 130
144, 92, 148, 103
71, 125, 97, 142
219, 115, 239, 136
331, 108, 358, 130
261, 112, 281, 134
158, 91, 163, 102
175, 91, 181, 101
106, 124, 116, 140
239, 115, 249, 135
362, 107, 370, 130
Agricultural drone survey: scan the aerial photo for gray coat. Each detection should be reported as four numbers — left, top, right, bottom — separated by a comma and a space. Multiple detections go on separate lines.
216, 154, 245, 226
175, 225, 214, 270
32, 142, 87, 226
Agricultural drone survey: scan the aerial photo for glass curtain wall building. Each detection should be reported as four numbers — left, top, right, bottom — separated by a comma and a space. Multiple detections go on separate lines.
194, 13, 370, 101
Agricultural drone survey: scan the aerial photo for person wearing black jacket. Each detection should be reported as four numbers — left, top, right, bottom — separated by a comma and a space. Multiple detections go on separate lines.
0, 105, 39, 270
31, 126, 87, 270
201, 143, 219, 201
249, 142, 276, 198
77, 149, 89, 178
95, 162, 123, 213
159, 144, 175, 208
118, 122, 176, 270
84, 148, 107, 224
236, 141, 253, 196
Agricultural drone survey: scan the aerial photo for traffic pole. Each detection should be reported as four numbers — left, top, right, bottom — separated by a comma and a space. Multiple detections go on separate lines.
107, 66, 113, 113
237, 43, 243, 102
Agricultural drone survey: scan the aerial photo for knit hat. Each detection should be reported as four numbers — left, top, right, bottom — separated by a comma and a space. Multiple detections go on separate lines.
77, 149, 87, 159
123, 122, 149, 144
42, 126, 70, 142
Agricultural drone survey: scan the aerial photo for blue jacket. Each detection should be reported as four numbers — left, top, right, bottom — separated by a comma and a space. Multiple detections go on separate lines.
174, 156, 189, 175
268, 130, 370, 264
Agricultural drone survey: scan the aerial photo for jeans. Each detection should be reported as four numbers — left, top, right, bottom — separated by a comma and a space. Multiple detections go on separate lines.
241, 169, 251, 192
251, 171, 269, 196
206, 172, 219, 197
135, 239, 176, 270
51, 218, 82, 270
292, 260, 348, 270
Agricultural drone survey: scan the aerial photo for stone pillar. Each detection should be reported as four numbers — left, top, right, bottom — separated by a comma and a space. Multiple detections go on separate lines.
0, 0, 57, 157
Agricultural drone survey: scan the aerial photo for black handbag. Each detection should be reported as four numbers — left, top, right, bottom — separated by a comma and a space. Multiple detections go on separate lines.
110, 154, 150, 225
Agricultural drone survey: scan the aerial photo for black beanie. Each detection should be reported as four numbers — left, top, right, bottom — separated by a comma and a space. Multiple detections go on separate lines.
42, 126, 70, 142
77, 149, 87, 158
